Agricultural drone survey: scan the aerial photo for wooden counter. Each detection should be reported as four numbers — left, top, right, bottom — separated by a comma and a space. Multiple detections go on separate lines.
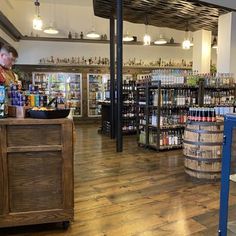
0, 118, 74, 228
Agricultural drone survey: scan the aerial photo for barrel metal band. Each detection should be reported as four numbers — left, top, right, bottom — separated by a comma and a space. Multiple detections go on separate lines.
185, 128, 223, 134
185, 155, 222, 162
185, 166, 221, 174
183, 140, 222, 146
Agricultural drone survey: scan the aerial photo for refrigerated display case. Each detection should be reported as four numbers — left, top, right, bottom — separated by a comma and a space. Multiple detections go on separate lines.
33, 72, 82, 117
87, 73, 109, 117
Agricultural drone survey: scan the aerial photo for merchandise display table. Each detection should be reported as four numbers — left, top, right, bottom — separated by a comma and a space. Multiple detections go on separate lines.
0, 118, 74, 228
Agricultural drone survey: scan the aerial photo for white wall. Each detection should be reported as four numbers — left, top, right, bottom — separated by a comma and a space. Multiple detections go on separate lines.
200, 0, 236, 10
1, 0, 217, 66
17, 40, 194, 65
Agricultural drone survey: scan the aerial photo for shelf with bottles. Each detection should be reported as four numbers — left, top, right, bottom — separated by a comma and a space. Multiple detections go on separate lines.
148, 128, 184, 150
136, 77, 198, 151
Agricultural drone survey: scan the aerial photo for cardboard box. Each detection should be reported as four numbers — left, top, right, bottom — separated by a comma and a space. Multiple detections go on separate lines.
8, 105, 30, 118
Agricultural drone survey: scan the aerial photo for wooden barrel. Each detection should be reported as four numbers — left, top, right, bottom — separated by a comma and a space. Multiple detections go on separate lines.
183, 120, 224, 181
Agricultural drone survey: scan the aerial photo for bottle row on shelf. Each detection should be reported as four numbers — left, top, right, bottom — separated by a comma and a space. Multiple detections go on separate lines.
140, 70, 235, 87
188, 106, 235, 122
150, 109, 188, 127
203, 91, 234, 105
139, 129, 184, 148
39, 56, 192, 68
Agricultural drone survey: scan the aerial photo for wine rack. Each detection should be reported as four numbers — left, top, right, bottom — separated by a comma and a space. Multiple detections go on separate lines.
137, 81, 199, 151
100, 75, 137, 135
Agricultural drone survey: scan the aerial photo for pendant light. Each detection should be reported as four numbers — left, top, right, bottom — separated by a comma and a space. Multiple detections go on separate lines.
212, 36, 218, 49
86, 27, 100, 39
33, 0, 43, 31
182, 23, 191, 50
43, 0, 59, 34
143, 16, 151, 46
154, 34, 167, 45
44, 24, 59, 34
86, 14, 100, 39
123, 32, 134, 42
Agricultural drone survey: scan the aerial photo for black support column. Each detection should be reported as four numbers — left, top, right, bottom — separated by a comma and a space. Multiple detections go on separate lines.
116, 0, 123, 152
110, 17, 115, 139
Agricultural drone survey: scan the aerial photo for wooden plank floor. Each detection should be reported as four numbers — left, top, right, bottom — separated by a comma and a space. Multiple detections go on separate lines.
1, 124, 236, 236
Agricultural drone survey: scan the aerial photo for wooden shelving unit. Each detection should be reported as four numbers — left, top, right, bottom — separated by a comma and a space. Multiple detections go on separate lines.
21, 36, 181, 47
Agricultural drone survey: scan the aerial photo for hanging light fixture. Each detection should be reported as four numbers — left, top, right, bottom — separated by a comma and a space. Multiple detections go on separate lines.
182, 24, 191, 50
123, 32, 134, 42
86, 27, 100, 39
86, 14, 100, 39
44, 24, 59, 34
143, 16, 151, 46
212, 36, 218, 49
43, 0, 59, 34
33, 0, 43, 31
154, 34, 167, 45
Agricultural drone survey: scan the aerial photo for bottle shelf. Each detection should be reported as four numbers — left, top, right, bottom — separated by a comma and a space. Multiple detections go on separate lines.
148, 124, 186, 130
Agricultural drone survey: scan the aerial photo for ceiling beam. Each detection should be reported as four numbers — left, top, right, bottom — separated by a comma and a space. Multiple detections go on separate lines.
0, 11, 23, 42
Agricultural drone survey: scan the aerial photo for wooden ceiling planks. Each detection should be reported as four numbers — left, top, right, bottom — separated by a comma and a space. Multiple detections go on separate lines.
93, 0, 230, 33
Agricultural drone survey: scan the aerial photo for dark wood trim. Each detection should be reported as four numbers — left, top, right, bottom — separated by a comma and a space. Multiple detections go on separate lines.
0, 37, 8, 46
0, 11, 23, 42
21, 36, 181, 46
14, 64, 192, 72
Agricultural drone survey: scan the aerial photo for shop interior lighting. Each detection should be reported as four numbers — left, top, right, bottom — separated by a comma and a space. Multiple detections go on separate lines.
86, 28, 100, 39
182, 24, 191, 50
123, 32, 134, 42
143, 16, 151, 46
212, 36, 218, 49
33, 0, 43, 31
154, 34, 167, 45
43, 1, 59, 35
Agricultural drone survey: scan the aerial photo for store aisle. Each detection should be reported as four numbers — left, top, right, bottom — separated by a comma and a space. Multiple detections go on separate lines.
1, 124, 235, 236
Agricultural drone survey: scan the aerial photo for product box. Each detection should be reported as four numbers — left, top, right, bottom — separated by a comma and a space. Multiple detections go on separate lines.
8, 105, 30, 118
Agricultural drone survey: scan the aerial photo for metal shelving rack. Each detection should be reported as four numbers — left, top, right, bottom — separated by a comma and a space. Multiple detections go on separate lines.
137, 81, 199, 151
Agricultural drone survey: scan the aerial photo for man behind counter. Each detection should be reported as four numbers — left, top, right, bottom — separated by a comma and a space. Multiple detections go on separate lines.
0, 44, 18, 86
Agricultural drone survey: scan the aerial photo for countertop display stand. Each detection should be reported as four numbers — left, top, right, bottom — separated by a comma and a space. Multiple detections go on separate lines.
0, 118, 74, 229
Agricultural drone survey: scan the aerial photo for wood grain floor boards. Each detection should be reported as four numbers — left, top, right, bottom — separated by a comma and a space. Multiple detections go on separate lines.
1, 124, 236, 235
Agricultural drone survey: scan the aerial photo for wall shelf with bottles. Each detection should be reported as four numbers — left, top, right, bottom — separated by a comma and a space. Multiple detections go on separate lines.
21, 36, 182, 47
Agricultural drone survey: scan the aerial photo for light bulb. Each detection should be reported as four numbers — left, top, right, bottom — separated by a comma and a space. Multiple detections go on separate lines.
123, 33, 134, 42
33, 15, 43, 31
143, 34, 151, 46
44, 27, 59, 34
86, 30, 100, 39
182, 39, 191, 50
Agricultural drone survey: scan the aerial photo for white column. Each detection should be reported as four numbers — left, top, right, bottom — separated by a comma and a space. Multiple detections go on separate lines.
217, 12, 236, 77
192, 30, 212, 73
